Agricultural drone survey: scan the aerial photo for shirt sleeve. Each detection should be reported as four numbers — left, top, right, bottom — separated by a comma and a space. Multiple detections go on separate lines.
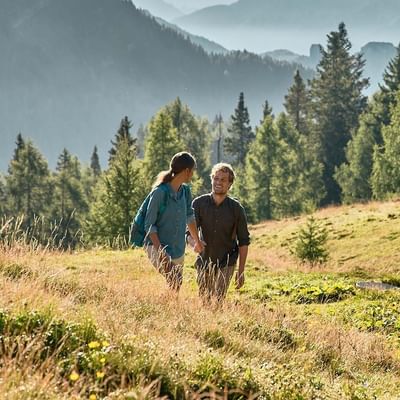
144, 187, 164, 235
237, 204, 250, 246
185, 185, 195, 225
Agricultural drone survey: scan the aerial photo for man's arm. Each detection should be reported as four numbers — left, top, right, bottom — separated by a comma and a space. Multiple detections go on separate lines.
236, 245, 248, 289
187, 220, 204, 254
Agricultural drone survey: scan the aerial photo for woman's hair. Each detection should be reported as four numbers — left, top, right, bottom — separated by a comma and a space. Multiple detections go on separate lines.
153, 152, 196, 187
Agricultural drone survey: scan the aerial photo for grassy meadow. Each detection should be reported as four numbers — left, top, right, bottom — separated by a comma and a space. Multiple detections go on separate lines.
1, 200, 400, 399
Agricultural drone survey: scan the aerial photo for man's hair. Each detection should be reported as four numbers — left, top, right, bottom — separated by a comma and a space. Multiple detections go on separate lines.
211, 163, 235, 183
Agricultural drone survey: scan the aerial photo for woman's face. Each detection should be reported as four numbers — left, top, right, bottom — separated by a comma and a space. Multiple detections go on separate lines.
184, 167, 195, 183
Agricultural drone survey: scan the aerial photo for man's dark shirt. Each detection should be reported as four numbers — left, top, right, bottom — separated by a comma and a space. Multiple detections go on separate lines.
192, 194, 250, 268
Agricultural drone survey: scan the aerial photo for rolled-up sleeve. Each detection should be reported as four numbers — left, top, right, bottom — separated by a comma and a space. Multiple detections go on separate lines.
185, 186, 195, 225
144, 188, 164, 235
237, 205, 250, 246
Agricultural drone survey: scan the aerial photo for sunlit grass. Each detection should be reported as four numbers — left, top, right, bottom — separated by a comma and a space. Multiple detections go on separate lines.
1, 201, 400, 398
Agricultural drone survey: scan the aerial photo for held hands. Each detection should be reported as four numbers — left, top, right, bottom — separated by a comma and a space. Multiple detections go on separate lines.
193, 239, 205, 254
187, 235, 206, 254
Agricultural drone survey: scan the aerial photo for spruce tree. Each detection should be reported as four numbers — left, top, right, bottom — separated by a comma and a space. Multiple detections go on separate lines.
90, 146, 101, 177
310, 23, 369, 204
144, 109, 181, 185
379, 43, 400, 121
224, 92, 254, 167
109, 116, 136, 162
245, 116, 278, 220
284, 70, 310, 135
52, 149, 88, 248
371, 91, 400, 199
261, 99, 273, 122
165, 98, 211, 192
87, 137, 143, 245
5, 140, 51, 223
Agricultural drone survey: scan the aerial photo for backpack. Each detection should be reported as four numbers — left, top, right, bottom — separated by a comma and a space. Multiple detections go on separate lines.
129, 184, 189, 247
129, 184, 169, 248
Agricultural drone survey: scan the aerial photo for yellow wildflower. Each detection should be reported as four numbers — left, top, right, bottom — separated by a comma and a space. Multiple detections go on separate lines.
100, 357, 106, 364
88, 341, 100, 349
102, 340, 110, 347
96, 371, 105, 379
89, 395, 97, 400
69, 372, 79, 381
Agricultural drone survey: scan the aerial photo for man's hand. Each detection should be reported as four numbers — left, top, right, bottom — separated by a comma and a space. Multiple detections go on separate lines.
235, 271, 245, 289
193, 240, 205, 254
187, 235, 206, 254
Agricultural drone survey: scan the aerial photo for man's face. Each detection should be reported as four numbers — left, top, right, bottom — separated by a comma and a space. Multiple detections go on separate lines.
211, 170, 232, 195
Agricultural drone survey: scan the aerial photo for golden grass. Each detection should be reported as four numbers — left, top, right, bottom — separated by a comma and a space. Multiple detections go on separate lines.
1, 201, 400, 398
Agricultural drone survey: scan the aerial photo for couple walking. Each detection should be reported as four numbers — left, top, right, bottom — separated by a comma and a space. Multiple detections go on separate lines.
143, 152, 250, 303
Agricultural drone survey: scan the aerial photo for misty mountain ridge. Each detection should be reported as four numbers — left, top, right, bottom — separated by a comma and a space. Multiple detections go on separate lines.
0, 0, 308, 171
174, 0, 400, 53
132, 0, 184, 21
263, 42, 397, 94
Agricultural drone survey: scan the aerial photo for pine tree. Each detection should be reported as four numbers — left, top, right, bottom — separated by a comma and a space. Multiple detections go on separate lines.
144, 109, 182, 185
245, 116, 278, 221
371, 91, 400, 199
310, 23, 369, 204
11, 133, 25, 163
379, 43, 400, 121
273, 114, 324, 217
261, 99, 273, 122
225, 92, 254, 167
5, 140, 51, 223
90, 146, 101, 177
52, 149, 88, 248
165, 98, 211, 192
284, 70, 310, 135
294, 216, 329, 267
87, 137, 143, 245
109, 116, 137, 162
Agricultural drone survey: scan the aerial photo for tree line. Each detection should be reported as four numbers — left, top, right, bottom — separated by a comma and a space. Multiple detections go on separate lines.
1, 23, 400, 248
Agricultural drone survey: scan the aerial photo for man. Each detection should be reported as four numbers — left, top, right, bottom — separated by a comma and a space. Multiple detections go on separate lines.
189, 163, 250, 302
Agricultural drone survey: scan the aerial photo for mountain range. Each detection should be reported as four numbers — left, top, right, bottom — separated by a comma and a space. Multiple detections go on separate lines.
0, 0, 308, 170
174, 0, 400, 53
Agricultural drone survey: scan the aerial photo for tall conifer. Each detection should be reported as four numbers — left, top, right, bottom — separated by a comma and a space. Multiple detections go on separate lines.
310, 23, 368, 204
225, 92, 254, 167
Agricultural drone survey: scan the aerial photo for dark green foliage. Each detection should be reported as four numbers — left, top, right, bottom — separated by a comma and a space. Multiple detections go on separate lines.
87, 136, 144, 245
294, 216, 329, 266
379, 43, 400, 118
165, 98, 211, 192
108, 116, 137, 163
5, 137, 51, 224
371, 91, 400, 199
284, 69, 310, 135
310, 23, 369, 204
90, 146, 101, 177
245, 116, 278, 221
224, 92, 254, 167
144, 109, 181, 184
261, 99, 273, 121
335, 95, 386, 203
51, 149, 88, 248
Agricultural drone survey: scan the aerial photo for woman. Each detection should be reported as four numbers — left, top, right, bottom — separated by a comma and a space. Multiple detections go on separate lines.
144, 152, 204, 291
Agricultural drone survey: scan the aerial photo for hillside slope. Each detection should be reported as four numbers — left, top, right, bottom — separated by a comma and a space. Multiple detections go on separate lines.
0, 200, 400, 397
